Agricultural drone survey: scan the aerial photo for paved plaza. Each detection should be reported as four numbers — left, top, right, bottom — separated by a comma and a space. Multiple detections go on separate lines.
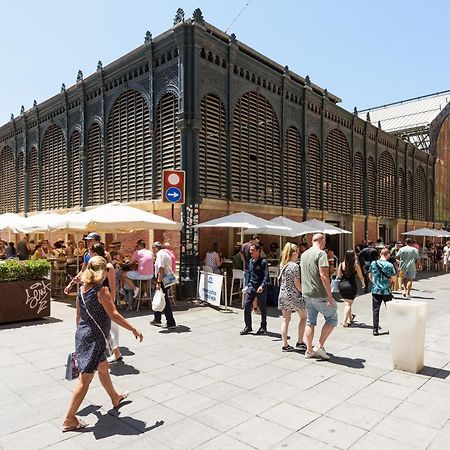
1, 272, 450, 449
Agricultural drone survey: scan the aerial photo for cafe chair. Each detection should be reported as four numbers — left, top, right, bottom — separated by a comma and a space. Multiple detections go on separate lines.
269, 266, 279, 286
230, 269, 244, 305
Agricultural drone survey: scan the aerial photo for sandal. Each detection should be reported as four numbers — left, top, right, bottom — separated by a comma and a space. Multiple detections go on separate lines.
113, 390, 130, 409
282, 345, 294, 352
62, 419, 88, 433
342, 323, 351, 328
351, 314, 356, 322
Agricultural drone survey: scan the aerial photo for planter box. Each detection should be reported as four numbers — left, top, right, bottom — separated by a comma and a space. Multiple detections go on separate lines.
0, 279, 51, 324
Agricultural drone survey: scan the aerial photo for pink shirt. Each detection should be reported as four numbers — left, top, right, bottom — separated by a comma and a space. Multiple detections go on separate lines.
132, 249, 154, 276
164, 249, 176, 273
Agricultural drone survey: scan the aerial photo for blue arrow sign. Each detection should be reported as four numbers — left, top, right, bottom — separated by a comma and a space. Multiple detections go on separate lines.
165, 187, 182, 203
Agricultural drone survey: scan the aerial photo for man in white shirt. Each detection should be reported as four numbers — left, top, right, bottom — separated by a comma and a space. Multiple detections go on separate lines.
151, 242, 177, 329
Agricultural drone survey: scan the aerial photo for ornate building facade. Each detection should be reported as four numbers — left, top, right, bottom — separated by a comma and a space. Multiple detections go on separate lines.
0, 8, 442, 295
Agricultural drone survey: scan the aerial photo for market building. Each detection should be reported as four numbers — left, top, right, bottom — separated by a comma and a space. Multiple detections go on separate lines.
0, 8, 447, 296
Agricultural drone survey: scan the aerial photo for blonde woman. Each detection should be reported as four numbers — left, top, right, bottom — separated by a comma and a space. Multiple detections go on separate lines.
63, 256, 143, 432
278, 243, 307, 351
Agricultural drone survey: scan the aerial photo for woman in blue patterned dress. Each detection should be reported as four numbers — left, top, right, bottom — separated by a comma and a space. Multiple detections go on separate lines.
63, 256, 143, 432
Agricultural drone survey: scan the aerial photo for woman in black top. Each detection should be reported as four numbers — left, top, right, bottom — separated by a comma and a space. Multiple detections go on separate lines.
337, 250, 365, 327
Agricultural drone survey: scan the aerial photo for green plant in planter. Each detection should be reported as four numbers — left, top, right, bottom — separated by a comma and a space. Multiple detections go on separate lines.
0, 259, 51, 282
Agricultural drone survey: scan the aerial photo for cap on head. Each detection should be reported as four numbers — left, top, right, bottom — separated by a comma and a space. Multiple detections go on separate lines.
85, 232, 101, 241
111, 241, 121, 246
152, 241, 163, 250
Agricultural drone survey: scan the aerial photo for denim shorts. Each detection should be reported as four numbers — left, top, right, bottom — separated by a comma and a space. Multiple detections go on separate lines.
403, 270, 416, 280
304, 297, 338, 327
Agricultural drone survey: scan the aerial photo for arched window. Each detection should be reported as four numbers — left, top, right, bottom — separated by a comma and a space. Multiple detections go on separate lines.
284, 127, 302, 208
87, 123, 103, 206
307, 134, 320, 210
353, 152, 364, 215
407, 170, 414, 220
199, 94, 227, 199
398, 168, 405, 219
231, 91, 281, 205
28, 147, 38, 212
17, 152, 25, 212
107, 89, 152, 202
377, 151, 396, 218
367, 157, 376, 216
41, 124, 66, 210
414, 166, 427, 221
323, 129, 351, 213
69, 131, 82, 207
0, 146, 15, 213
154, 93, 181, 199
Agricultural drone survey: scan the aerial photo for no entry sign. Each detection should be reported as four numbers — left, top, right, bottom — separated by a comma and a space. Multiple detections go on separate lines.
162, 169, 185, 204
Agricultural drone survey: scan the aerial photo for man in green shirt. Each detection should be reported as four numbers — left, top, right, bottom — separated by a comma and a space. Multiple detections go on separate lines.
300, 233, 337, 360
396, 238, 421, 299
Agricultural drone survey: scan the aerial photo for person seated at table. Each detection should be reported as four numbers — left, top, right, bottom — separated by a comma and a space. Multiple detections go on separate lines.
326, 248, 338, 277
232, 243, 244, 270
259, 242, 268, 259
53, 241, 67, 269
0, 240, 7, 259
204, 242, 222, 274
109, 241, 126, 265
5, 242, 17, 259
65, 240, 76, 264
40, 240, 54, 259
268, 242, 280, 260
125, 239, 154, 298
119, 264, 136, 310
31, 241, 44, 260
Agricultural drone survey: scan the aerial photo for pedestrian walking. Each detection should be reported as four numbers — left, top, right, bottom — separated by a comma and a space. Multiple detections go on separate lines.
358, 240, 378, 292
151, 241, 177, 329
90, 243, 123, 364
300, 233, 337, 360
369, 248, 396, 336
240, 234, 260, 284
62, 256, 143, 432
337, 250, 365, 327
396, 238, 421, 299
278, 243, 307, 351
240, 243, 269, 335
443, 241, 450, 272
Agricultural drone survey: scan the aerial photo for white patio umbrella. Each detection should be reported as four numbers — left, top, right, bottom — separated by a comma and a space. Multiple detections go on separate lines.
293, 219, 352, 236
19, 211, 70, 234
0, 213, 26, 233
402, 228, 438, 237
80, 202, 181, 232
242, 216, 313, 237
193, 211, 290, 243
402, 227, 450, 248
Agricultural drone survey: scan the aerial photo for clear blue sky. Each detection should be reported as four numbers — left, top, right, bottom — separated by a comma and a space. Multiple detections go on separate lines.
1, 0, 448, 124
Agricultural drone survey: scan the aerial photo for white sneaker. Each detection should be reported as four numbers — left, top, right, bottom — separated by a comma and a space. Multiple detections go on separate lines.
313, 346, 331, 360
133, 287, 140, 298
305, 350, 317, 359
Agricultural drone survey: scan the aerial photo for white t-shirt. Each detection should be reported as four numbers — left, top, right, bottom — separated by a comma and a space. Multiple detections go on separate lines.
155, 250, 172, 274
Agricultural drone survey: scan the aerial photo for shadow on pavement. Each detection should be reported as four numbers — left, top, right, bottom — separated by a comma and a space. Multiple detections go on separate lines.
110, 361, 140, 376
349, 322, 373, 330
419, 366, 450, 379
0, 316, 63, 330
159, 325, 191, 334
119, 346, 135, 357
94, 410, 164, 438
326, 355, 366, 368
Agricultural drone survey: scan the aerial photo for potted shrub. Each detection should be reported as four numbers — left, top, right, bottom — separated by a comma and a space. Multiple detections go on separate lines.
0, 259, 52, 324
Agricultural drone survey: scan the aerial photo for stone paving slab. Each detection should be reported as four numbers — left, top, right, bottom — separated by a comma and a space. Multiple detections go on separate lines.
1, 272, 450, 449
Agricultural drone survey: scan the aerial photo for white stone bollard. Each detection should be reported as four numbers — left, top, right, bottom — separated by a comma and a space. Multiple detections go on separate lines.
387, 300, 427, 373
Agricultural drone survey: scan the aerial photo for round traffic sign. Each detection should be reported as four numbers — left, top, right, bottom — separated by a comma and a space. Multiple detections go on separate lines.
165, 187, 182, 203
168, 173, 180, 185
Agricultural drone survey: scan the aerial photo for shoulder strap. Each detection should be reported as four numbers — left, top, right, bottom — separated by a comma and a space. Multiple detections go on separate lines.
375, 262, 391, 279
80, 288, 113, 353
